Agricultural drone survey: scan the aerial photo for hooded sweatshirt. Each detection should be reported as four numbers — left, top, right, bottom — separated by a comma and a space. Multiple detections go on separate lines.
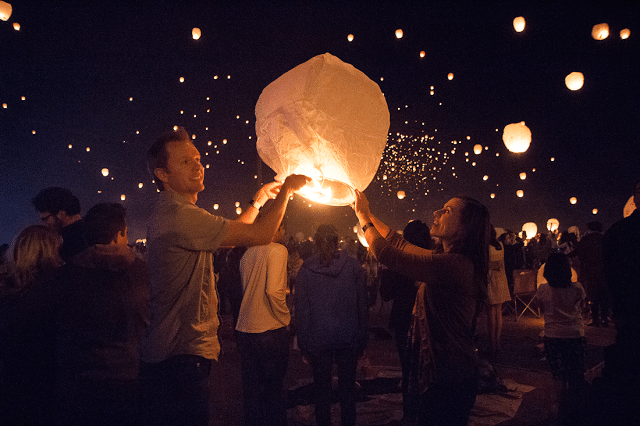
294, 250, 368, 354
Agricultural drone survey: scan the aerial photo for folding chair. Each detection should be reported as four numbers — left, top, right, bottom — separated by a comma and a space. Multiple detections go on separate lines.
512, 269, 540, 320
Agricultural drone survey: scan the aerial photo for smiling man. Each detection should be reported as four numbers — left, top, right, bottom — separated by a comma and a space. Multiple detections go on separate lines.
141, 127, 307, 426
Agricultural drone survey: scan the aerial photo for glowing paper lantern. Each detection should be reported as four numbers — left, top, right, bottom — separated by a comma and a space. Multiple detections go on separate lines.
447, 73, 454, 80
347, 34, 354, 42
620, 28, 630, 40
502, 121, 531, 153
547, 218, 559, 232
192, 28, 201, 40
570, 197, 577, 205
0, 1, 12, 21
120, 194, 126, 201
592, 23, 609, 40
213, 204, 219, 210
255, 53, 390, 206
179, 77, 184, 83
522, 222, 537, 240
623, 196, 636, 218
395, 29, 403, 39
592, 209, 598, 215
420, 51, 426, 58
490, 193, 495, 199
397, 190, 406, 199
101, 168, 109, 177
483, 175, 488, 181
519, 172, 527, 180
473, 144, 482, 155
138, 183, 143, 188
236, 207, 242, 215
565, 72, 584, 91
516, 190, 524, 198
513, 16, 525, 32
12, 22, 19, 31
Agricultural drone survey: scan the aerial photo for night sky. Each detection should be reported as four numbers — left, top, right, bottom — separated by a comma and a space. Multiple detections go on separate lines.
1, 1, 638, 245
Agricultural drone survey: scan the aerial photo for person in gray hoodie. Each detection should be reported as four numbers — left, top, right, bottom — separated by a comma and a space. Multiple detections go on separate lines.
294, 224, 368, 426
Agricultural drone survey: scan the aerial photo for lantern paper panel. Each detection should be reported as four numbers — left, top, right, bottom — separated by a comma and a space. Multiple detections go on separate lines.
0, 1, 11, 21
502, 121, 531, 153
565, 72, 584, 91
255, 53, 390, 206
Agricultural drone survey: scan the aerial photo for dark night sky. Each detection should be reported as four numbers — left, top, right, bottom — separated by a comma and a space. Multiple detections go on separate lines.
1, 1, 639, 245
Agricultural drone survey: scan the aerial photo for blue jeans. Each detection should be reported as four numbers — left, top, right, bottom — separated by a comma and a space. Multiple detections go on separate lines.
140, 355, 212, 426
237, 327, 290, 426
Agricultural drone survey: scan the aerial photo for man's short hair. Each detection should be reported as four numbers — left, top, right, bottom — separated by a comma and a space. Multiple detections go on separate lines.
84, 203, 127, 245
32, 187, 81, 215
147, 127, 191, 191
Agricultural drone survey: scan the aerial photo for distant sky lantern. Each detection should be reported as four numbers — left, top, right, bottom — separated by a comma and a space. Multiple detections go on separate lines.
420, 50, 425, 58
213, 204, 219, 210
179, 77, 184, 83
0, 1, 12, 21
347, 34, 354, 42
592, 23, 609, 40
397, 190, 405, 199
502, 121, 531, 153
522, 222, 537, 239
447, 73, 454, 81
570, 197, 577, 205
490, 193, 495, 199
565, 72, 584, 91
516, 189, 524, 198
68, 144, 72, 149
592, 209, 598, 215
395, 29, 403, 39
192, 27, 201, 40
623, 196, 636, 217
519, 172, 526, 180
473, 144, 482, 155
120, 194, 126, 201
547, 218, 559, 232
13, 22, 19, 31
2, 103, 6, 108
256, 53, 389, 206
101, 168, 109, 176
173, 126, 178, 131
235, 201, 240, 207
620, 28, 630, 39
235, 207, 242, 215
138, 183, 143, 188
483, 175, 488, 181
513, 16, 525, 32
21, 96, 25, 100
86, 147, 90, 152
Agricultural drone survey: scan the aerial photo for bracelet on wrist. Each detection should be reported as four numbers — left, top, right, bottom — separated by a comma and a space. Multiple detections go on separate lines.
249, 199, 262, 210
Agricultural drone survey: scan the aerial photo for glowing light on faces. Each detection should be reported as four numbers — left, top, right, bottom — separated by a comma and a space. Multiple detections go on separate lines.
565, 72, 584, 91
513, 16, 525, 32
570, 197, 577, 204
592, 23, 609, 40
101, 168, 109, 176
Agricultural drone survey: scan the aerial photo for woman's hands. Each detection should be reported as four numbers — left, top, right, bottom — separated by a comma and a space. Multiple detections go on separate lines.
351, 189, 372, 226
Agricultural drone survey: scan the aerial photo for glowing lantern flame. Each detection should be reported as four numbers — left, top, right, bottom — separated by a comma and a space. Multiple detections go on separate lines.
502, 121, 531, 153
447, 73, 454, 80
395, 29, 403, 39
620, 28, 630, 40
0, 1, 12, 21
519, 172, 527, 180
570, 197, 577, 205
347, 34, 354, 42
192, 28, 201, 40
565, 72, 584, 91
522, 222, 537, 239
397, 190, 405, 199
516, 189, 524, 198
420, 51, 426, 58
547, 218, 559, 232
473, 144, 482, 155
101, 168, 109, 177
592, 23, 609, 40
513, 16, 525, 32
255, 53, 389, 206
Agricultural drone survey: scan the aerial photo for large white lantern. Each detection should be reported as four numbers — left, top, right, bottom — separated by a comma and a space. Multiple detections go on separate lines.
502, 121, 531, 153
565, 72, 584, 91
255, 53, 390, 206
623, 196, 636, 218
592, 23, 609, 40
513, 16, 525, 32
547, 218, 559, 232
522, 222, 537, 239
0, 1, 11, 21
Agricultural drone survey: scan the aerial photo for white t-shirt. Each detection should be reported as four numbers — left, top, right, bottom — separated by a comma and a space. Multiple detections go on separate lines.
536, 282, 586, 338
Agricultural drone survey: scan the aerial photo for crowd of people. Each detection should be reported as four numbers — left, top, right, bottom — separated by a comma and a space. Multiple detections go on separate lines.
0, 126, 638, 425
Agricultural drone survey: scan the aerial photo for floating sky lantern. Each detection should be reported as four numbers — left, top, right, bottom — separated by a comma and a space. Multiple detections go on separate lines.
620, 28, 630, 40
138, 183, 143, 188
522, 222, 537, 239
565, 72, 584, 91
235, 201, 240, 207
623, 196, 636, 218
513, 16, 525, 32
395, 29, 403, 39
447, 73, 454, 80
13, 22, 19, 31
213, 204, 219, 210
192, 27, 201, 40
483, 175, 488, 181
355, 223, 369, 248
397, 190, 405, 199
516, 189, 524, 198
473, 144, 482, 155
570, 197, 577, 205
420, 50, 425, 58
101, 168, 109, 177
347, 34, 354, 42
502, 121, 531, 153
592, 209, 598, 215
2, 103, 6, 108
490, 193, 495, 199
236, 207, 242, 215
0, 1, 12, 21
547, 218, 559, 232
592, 23, 609, 40
120, 194, 126, 201
519, 172, 527, 180
255, 53, 390, 206
179, 77, 184, 83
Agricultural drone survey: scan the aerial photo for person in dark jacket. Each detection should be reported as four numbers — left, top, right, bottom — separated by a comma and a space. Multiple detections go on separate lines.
295, 224, 368, 426
52, 203, 149, 425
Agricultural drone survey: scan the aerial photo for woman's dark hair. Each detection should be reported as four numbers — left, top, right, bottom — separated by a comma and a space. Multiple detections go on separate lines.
543, 252, 572, 288
84, 203, 127, 245
489, 225, 502, 250
403, 219, 433, 250
314, 224, 339, 267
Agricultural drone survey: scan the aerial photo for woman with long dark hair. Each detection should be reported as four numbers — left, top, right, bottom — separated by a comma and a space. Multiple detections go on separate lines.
352, 192, 490, 425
